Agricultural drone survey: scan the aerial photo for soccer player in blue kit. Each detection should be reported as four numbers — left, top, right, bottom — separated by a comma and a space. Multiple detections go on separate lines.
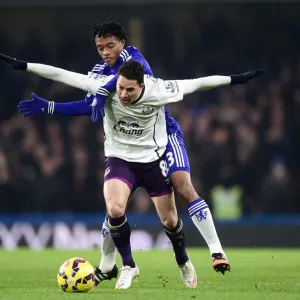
86, 21, 231, 282
0, 21, 264, 285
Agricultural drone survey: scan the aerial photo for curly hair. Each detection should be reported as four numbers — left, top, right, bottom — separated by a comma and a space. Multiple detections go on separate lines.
90, 20, 128, 45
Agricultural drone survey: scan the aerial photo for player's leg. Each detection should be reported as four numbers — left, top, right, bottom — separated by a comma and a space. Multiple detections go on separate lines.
152, 192, 197, 288
96, 214, 118, 282
138, 156, 197, 288
166, 133, 230, 274
97, 191, 137, 284
97, 157, 139, 289
104, 179, 139, 290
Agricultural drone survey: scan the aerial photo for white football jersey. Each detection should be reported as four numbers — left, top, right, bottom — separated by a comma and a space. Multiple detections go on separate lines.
86, 72, 115, 94
102, 75, 184, 163
26, 64, 229, 160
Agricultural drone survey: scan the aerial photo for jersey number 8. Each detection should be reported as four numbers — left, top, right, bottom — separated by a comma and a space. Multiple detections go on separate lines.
159, 160, 169, 177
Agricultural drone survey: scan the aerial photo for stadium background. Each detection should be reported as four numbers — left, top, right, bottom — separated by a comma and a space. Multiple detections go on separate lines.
0, 0, 300, 249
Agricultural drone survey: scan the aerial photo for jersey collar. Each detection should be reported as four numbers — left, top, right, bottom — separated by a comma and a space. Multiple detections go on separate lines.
131, 86, 145, 105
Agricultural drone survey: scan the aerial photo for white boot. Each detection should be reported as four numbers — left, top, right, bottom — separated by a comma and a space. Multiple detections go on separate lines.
115, 265, 140, 289
179, 260, 197, 288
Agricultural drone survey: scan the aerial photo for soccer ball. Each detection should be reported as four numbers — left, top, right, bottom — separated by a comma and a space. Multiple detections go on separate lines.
57, 257, 95, 292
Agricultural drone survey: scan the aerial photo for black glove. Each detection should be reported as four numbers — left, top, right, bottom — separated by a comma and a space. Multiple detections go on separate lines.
0, 53, 27, 71
230, 69, 265, 85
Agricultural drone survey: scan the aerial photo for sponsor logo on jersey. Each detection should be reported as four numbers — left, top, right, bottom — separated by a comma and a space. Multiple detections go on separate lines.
113, 116, 143, 136
142, 105, 154, 115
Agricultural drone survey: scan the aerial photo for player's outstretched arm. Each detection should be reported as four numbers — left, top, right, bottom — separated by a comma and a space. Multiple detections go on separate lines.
156, 69, 265, 105
18, 93, 92, 117
179, 69, 265, 95
0, 53, 100, 94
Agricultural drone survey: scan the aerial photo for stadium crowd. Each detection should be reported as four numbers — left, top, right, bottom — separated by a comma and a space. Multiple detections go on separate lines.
0, 4, 300, 217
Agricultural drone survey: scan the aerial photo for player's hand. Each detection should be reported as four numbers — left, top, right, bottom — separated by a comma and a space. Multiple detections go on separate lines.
230, 69, 266, 85
91, 93, 107, 123
18, 93, 51, 117
0, 53, 27, 71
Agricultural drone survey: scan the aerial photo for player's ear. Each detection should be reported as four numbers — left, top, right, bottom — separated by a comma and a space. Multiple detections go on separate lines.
140, 83, 145, 89
120, 39, 125, 48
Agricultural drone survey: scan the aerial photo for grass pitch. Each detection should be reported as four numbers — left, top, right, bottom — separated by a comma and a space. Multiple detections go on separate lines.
0, 248, 299, 300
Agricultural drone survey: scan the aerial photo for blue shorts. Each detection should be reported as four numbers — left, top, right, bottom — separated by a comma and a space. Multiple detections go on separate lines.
165, 132, 190, 176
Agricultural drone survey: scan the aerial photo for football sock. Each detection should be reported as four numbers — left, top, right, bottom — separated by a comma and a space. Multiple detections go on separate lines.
187, 198, 226, 256
108, 215, 136, 268
164, 219, 189, 265
99, 215, 117, 273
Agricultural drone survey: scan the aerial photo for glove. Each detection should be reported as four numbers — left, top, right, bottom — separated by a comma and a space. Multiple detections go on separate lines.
18, 93, 53, 117
230, 69, 265, 85
91, 94, 106, 122
0, 53, 27, 71
91, 87, 109, 123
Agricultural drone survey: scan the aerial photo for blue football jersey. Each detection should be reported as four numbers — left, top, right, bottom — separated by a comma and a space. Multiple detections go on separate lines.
87, 46, 183, 136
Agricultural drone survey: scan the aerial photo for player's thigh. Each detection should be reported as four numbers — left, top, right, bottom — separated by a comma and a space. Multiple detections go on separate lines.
133, 155, 176, 228
104, 179, 131, 217
136, 154, 173, 199
104, 187, 137, 215
152, 192, 178, 229
104, 157, 137, 217
166, 133, 191, 177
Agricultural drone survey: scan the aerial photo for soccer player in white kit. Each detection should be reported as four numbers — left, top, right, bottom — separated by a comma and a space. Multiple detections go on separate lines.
0, 53, 264, 289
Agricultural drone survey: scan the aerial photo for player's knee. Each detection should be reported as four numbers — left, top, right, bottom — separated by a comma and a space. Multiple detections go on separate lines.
176, 182, 198, 205
172, 175, 198, 205
104, 179, 130, 218
162, 218, 178, 229
160, 211, 178, 229
106, 201, 126, 218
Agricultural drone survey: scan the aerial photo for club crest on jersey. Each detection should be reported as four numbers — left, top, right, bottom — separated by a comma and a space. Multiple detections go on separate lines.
142, 105, 154, 115
113, 116, 143, 136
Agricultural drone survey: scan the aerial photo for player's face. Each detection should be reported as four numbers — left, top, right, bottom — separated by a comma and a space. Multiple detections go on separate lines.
95, 36, 125, 66
117, 75, 144, 106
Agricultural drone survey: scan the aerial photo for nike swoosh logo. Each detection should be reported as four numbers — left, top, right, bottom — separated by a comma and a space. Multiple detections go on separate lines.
115, 283, 124, 289
188, 274, 197, 287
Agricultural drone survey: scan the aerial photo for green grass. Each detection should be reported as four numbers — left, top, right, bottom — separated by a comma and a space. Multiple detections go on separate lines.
0, 248, 299, 300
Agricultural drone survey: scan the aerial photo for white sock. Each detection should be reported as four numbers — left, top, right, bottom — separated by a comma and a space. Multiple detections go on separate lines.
99, 216, 117, 272
187, 198, 226, 258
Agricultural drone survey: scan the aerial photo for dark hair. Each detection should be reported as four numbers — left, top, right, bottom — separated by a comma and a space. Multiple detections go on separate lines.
118, 61, 144, 85
90, 20, 128, 45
